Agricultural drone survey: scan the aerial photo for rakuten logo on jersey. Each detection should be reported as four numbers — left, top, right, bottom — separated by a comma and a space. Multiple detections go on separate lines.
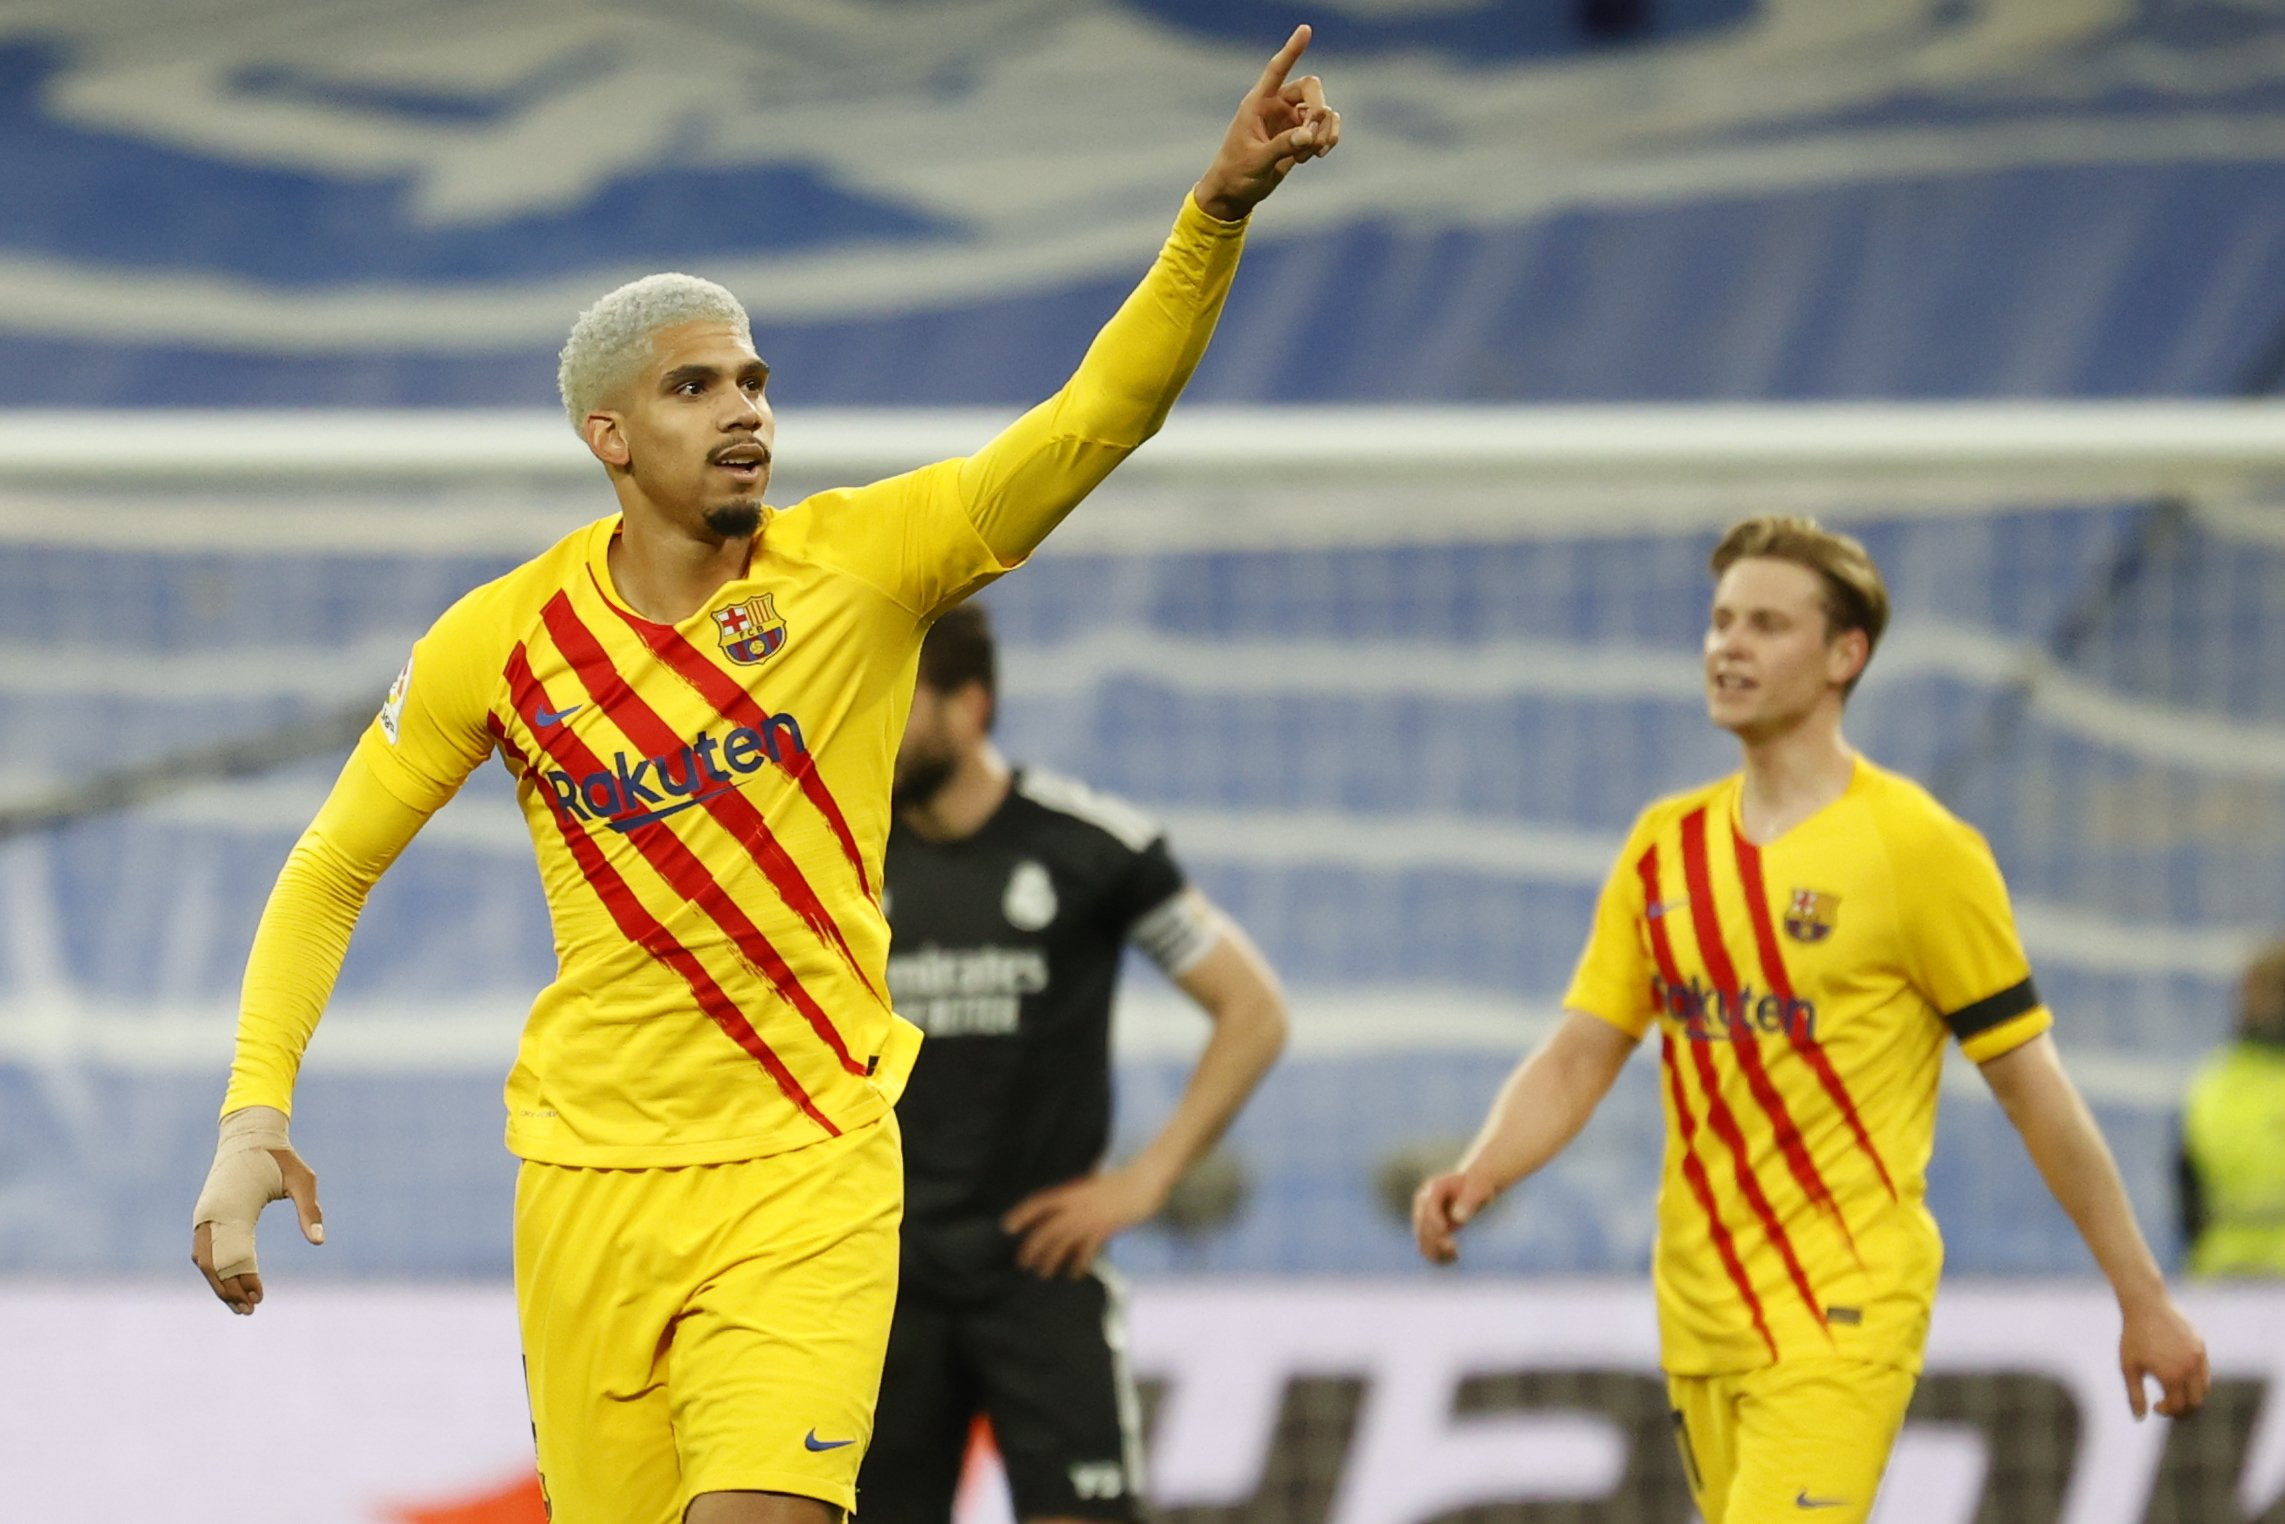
1654, 974, 1818, 1043
542, 714, 806, 833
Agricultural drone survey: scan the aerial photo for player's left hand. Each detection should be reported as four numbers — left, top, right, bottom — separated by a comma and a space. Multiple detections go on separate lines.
1191, 25, 1341, 224
2119, 1291, 2209, 1419
1003, 1163, 1169, 1279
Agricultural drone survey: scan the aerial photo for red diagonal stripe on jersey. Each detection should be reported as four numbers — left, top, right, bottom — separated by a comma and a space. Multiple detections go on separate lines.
1638, 844, 1778, 1364
512, 624, 864, 1077
497, 654, 840, 1134
543, 594, 883, 1020
1678, 809, 1829, 1334
1688, 814, 1857, 1258
596, 582, 874, 901
1732, 830, 1899, 1204
1660, 1032, 1778, 1365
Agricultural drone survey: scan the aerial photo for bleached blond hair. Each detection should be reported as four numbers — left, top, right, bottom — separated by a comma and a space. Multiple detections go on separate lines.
556, 273, 754, 431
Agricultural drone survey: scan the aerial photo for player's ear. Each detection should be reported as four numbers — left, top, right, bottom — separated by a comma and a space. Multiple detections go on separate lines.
1828, 626, 1870, 691
583, 411, 631, 469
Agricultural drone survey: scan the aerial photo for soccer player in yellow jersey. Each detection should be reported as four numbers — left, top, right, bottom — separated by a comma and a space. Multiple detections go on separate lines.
187, 31, 1338, 1524
1413, 517, 2210, 1524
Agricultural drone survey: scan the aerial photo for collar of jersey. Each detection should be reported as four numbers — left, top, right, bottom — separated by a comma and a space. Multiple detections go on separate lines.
585, 513, 778, 633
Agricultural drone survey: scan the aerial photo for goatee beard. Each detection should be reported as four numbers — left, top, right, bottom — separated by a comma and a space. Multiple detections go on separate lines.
705, 501, 762, 538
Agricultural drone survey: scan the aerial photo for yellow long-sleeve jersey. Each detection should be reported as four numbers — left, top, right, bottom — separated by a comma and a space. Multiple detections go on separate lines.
223, 194, 1246, 1168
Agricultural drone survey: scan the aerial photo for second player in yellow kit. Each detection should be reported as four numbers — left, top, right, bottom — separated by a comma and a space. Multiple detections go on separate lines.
1566, 759, 2050, 1378
1414, 517, 2208, 1524
1566, 761, 2042, 1516
190, 30, 1342, 1524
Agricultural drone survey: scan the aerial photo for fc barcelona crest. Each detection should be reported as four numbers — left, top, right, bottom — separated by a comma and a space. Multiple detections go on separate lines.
1785, 888, 1839, 944
711, 594, 787, 666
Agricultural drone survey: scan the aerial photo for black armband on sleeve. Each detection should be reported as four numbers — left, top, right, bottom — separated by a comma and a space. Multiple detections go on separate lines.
1943, 977, 2041, 1041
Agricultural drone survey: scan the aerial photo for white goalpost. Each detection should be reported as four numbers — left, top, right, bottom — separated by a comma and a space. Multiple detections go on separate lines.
6, 400, 2285, 564
8, 401, 2285, 483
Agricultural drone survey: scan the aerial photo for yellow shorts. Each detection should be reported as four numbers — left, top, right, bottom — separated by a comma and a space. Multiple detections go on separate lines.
1667, 1358, 1916, 1524
513, 1114, 902, 1523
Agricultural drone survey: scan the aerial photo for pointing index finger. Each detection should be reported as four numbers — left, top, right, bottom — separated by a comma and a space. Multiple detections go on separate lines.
1253, 24, 1312, 100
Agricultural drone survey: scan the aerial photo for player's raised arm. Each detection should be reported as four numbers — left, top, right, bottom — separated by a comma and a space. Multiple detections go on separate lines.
949, 26, 1341, 571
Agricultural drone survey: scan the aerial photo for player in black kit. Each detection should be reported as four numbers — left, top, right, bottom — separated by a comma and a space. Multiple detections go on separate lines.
862, 603, 1289, 1524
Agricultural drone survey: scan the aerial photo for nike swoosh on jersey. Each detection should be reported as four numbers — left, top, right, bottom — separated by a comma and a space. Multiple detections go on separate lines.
1795, 1491, 1849, 1509
534, 703, 583, 727
1647, 896, 1690, 919
805, 1430, 856, 1452
606, 784, 741, 832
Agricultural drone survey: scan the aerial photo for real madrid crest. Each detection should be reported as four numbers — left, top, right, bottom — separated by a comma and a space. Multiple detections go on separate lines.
1003, 860, 1058, 932
711, 593, 788, 666
1785, 887, 1839, 944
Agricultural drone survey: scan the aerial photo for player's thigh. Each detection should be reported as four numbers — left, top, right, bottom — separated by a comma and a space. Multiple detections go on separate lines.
856, 1282, 972, 1524
1666, 1372, 1738, 1524
671, 1115, 905, 1519
960, 1265, 1145, 1523
515, 1161, 684, 1524
1721, 1359, 1915, 1524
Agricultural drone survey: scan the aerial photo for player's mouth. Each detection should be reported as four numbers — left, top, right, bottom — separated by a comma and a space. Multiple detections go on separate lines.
710, 441, 772, 482
1710, 671, 1756, 693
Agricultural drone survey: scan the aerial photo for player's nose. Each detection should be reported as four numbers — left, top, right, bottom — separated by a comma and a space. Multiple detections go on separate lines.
722, 388, 771, 432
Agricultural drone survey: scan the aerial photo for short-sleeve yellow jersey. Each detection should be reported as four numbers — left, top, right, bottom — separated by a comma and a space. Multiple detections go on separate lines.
1564, 758, 2051, 1376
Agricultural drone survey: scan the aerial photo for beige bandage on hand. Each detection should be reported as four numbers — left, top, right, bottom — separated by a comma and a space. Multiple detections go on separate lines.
192, 1105, 310, 1280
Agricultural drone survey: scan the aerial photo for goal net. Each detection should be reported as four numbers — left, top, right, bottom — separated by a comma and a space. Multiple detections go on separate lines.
2, 402, 2281, 1291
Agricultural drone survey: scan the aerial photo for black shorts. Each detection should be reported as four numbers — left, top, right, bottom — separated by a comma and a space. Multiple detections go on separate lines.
859, 1264, 1144, 1523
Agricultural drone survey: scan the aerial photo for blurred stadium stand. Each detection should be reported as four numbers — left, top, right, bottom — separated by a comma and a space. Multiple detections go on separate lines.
6, 0, 2285, 1293
11, 0, 2285, 407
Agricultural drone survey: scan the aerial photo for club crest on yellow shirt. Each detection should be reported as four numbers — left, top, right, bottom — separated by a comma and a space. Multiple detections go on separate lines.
1785, 888, 1839, 943
712, 594, 787, 666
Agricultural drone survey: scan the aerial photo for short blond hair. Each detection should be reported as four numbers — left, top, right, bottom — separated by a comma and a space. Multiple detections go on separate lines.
556, 272, 752, 432
1710, 516, 1890, 694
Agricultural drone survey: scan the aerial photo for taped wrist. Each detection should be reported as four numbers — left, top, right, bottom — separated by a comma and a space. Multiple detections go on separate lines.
193, 1105, 292, 1280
